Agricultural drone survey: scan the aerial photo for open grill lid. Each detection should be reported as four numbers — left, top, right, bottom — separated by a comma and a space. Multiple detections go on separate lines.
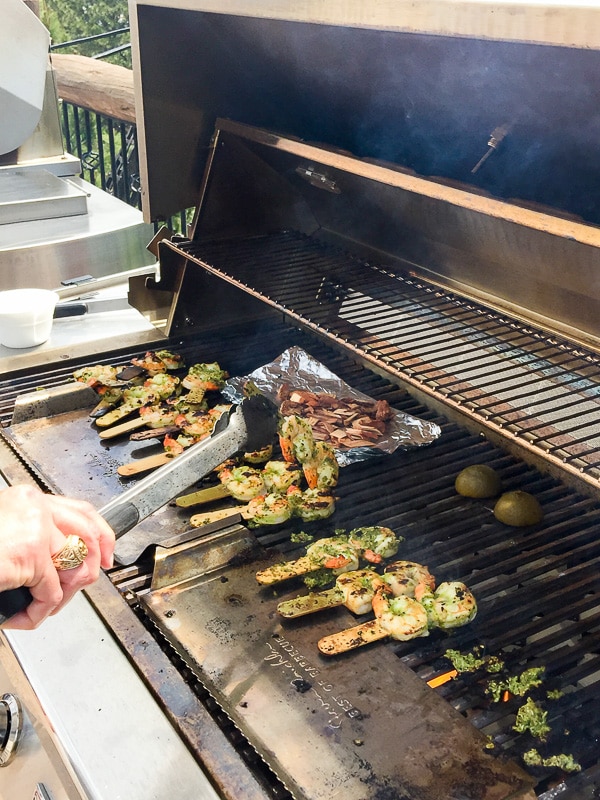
185, 119, 600, 352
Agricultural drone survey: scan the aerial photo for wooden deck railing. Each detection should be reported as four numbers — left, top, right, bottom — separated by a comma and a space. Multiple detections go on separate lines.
51, 54, 136, 123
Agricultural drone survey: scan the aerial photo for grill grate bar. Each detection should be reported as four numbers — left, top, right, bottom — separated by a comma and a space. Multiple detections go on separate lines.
182, 232, 600, 491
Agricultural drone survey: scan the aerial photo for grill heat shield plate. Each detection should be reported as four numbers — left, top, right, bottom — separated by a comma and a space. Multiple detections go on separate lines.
141, 545, 533, 800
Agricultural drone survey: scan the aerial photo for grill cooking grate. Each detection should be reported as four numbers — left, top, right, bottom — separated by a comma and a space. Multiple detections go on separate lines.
1, 320, 599, 798
175, 230, 600, 494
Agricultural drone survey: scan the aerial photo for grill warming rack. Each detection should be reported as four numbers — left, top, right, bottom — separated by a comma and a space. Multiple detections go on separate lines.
162, 229, 600, 497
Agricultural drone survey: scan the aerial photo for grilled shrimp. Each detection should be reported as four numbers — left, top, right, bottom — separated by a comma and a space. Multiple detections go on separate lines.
174, 407, 220, 439
163, 433, 187, 456
132, 351, 169, 375
182, 362, 229, 392
416, 581, 477, 630
302, 441, 339, 490
371, 587, 430, 641
263, 460, 302, 493
73, 364, 119, 387
155, 349, 185, 370
348, 526, 400, 564
122, 383, 160, 408
219, 465, 266, 502
379, 560, 436, 597
335, 569, 381, 615
287, 486, 336, 522
304, 536, 360, 574
139, 402, 179, 428
278, 415, 316, 464
245, 492, 292, 526
243, 444, 274, 464
144, 372, 180, 399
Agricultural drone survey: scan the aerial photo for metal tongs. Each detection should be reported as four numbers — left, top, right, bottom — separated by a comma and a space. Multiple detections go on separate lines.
0, 395, 279, 623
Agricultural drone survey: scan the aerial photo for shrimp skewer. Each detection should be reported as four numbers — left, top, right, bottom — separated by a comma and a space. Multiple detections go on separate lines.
278, 568, 379, 618
189, 491, 293, 528
255, 535, 361, 585
218, 464, 266, 502
96, 373, 181, 428
318, 577, 477, 657
181, 362, 229, 403
286, 486, 336, 521
262, 460, 302, 493
317, 586, 430, 656
302, 441, 339, 490
255, 527, 402, 586
348, 526, 401, 564
277, 561, 433, 619
278, 415, 316, 464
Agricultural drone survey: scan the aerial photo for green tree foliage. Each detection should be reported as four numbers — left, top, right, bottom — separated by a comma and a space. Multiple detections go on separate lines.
41, 0, 131, 66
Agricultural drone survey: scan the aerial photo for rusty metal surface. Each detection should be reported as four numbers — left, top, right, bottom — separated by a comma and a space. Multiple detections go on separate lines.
140, 551, 534, 800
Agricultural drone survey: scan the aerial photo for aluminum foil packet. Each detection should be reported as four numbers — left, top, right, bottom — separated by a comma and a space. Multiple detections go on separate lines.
223, 346, 441, 466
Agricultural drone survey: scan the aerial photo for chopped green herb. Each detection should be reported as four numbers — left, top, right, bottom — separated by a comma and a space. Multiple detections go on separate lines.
486, 656, 505, 673
546, 689, 563, 700
303, 569, 334, 590
444, 648, 487, 673
513, 698, 550, 740
290, 531, 315, 544
523, 749, 581, 773
487, 667, 545, 702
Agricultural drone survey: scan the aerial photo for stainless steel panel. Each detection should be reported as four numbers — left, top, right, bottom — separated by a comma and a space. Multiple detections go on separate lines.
1, 593, 222, 800
131, 4, 600, 227
0, 170, 87, 225
0, 178, 156, 291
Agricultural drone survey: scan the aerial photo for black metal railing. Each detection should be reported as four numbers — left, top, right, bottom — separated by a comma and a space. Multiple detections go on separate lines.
60, 102, 141, 207
50, 27, 132, 67
59, 100, 189, 234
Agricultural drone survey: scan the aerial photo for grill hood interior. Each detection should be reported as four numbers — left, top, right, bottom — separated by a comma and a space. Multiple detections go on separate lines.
130, 2, 600, 231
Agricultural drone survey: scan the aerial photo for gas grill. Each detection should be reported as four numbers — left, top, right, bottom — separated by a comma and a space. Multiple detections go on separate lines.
2, 3, 600, 800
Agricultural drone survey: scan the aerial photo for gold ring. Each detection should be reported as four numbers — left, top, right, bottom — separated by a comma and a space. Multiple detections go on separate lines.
51, 535, 88, 571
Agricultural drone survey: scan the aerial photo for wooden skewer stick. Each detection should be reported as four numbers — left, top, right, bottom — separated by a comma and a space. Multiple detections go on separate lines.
175, 483, 232, 508
117, 452, 173, 476
277, 588, 344, 618
129, 425, 180, 442
190, 506, 246, 526
255, 556, 321, 586
98, 416, 147, 439
317, 620, 389, 656
95, 403, 145, 428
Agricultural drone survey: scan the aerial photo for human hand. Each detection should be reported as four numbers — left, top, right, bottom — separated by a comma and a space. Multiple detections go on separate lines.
0, 485, 115, 629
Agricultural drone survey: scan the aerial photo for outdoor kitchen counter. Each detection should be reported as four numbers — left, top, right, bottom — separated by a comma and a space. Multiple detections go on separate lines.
0, 269, 165, 376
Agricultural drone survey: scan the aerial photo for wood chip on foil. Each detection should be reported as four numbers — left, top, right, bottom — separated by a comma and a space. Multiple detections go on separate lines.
277, 386, 393, 449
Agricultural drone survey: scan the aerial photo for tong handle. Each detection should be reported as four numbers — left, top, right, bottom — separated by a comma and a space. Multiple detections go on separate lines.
0, 587, 33, 624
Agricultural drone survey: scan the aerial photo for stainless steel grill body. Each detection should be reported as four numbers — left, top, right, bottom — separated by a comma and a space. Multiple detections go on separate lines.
1, 3, 600, 798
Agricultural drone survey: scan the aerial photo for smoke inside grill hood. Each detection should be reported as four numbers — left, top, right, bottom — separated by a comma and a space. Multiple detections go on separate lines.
136, 7, 600, 224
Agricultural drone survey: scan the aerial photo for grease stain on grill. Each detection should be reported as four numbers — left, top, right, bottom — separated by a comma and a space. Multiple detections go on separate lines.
225, 593, 245, 606
205, 617, 235, 644
290, 678, 312, 693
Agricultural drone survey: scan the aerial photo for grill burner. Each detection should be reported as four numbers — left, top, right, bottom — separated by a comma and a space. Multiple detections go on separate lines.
1, 322, 599, 798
